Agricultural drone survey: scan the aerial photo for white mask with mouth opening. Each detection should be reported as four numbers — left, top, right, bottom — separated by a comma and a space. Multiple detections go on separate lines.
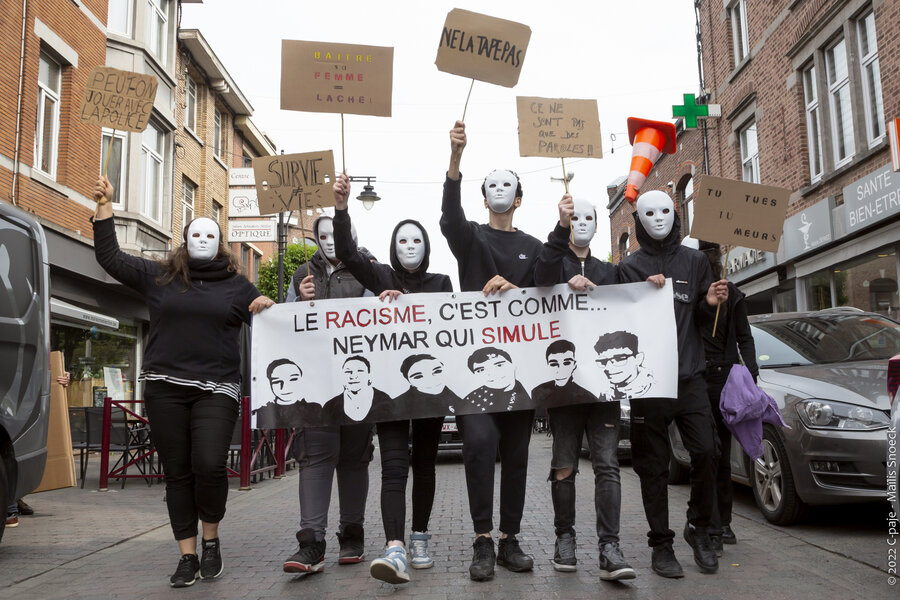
636, 190, 675, 240
570, 198, 596, 247
317, 218, 336, 260
186, 218, 220, 260
395, 222, 425, 272
483, 170, 518, 214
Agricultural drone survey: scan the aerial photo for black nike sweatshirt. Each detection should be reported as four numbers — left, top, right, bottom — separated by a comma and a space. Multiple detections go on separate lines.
534, 222, 618, 287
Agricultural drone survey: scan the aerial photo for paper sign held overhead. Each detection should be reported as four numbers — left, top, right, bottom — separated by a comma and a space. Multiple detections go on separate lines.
252, 151, 336, 215
690, 176, 790, 253
435, 8, 531, 88
281, 40, 393, 117
79, 66, 159, 132
516, 97, 602, 158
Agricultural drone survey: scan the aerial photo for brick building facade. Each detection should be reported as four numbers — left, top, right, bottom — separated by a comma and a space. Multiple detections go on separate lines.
608, 0, 899, 318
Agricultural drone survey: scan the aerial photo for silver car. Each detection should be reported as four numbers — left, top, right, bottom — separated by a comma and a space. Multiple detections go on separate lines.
671, 308, 899, 525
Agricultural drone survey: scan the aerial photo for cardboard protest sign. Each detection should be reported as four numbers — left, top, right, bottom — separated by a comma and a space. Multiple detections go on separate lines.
79, 67, 158, 132
251, 282, 678, 428
435, 8, 531, 87
516, 97, 603, 158
690, 176, 790, 253
252, 151, 336, 215
281, 40, 393, 117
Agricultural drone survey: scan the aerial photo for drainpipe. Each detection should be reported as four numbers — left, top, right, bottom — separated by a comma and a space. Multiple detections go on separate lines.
11, 0, 28, 206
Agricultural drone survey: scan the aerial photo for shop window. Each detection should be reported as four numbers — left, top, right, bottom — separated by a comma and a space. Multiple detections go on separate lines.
775, 287, 797, 313
35, 51, 61, 177
52, 321, 137, 407
805, 269, 833, 311
101, 129, 127, 206
834, 247, 898, 319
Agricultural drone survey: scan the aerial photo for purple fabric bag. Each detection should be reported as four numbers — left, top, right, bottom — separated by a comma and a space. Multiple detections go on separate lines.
719, 365, 789, 460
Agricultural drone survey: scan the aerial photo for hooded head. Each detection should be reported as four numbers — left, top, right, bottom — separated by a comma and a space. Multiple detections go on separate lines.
570, 198, 597, 248
313, 215, 357, 262
389, 219, 431, 274
632, 191, 682, 254
636, 190, 675, 241
481, 169, 523, 214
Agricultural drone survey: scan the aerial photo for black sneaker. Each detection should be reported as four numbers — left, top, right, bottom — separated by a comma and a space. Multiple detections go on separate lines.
551, 532, 577, 572
283, 528, 325, 573
598, 542, 636, 581
721, 525, 737, 545
469, 536, 495, 581
497, 535, 534, 572
200, 538, 224, 579
710, 534, 724, 557
336, 523, 365, 564
170, 554, 200, 588
650, 544, 684, 578
16, 499, 34, 516
683, 522, 718, 574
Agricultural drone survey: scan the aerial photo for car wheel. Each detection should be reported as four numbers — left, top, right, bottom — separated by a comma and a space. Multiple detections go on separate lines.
751, 426, 804, 525
0, 458, 8, 543
667, 449, 690, 484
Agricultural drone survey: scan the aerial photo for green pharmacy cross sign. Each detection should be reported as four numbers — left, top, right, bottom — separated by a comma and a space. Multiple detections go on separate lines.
672, 93, 709, 129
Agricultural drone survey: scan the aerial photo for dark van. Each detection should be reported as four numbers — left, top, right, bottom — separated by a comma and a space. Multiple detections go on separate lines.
0, 202, 50, 542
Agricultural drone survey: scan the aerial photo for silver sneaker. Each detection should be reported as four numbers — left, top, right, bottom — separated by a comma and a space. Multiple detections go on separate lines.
409, 531, 434, 569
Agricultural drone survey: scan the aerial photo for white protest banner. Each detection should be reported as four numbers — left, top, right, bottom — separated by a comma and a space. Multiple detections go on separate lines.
251, 282, 678, 428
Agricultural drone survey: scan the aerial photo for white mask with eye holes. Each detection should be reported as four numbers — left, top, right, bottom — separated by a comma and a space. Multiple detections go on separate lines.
636, 190, 675, 240
317, 218, 336, 260
570, 198, 597, 247
395, 222, 425, 272
186, 218, 220, 260
483, 170, 518, 214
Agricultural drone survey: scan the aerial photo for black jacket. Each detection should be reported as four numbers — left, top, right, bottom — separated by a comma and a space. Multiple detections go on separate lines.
333, 209, 452, 295
617, 212, 714, 380
702, 281, 759, 380
534, 222, 618, 287
93, 217, 260, 383
440, 175, 543, 291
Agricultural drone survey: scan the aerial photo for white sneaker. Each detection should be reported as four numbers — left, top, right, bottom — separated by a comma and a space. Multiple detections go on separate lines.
409, 531, 434, 569
370, 545, 410, 584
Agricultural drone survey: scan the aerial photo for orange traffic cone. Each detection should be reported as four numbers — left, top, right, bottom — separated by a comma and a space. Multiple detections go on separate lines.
624, 117, 677, 203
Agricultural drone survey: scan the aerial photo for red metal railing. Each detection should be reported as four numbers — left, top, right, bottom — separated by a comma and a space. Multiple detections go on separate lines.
99, 396, 295, 491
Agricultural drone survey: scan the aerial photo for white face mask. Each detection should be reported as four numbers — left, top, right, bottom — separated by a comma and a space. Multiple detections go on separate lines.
317, 218, 336, 260
570, 198, 596, 247
636, 190, 675, 240
483, 170, 518, 214
186, 218, 220, 260
395, 223, 425, 272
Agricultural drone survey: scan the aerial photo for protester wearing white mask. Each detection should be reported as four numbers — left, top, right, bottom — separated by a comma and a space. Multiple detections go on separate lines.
281, 211, 378, 576
91, 175, 274, 588
533, 194, 634, 579
617, 189, 728, 579
329, 172, 452, 584
441, 120, 543, 582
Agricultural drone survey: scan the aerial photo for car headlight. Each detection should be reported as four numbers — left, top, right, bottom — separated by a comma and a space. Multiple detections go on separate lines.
796, 399, 890, 430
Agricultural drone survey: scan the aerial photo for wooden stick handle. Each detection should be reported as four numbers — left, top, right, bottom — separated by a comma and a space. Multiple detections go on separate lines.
461, 79, 475, 122
711, 247, 731, 337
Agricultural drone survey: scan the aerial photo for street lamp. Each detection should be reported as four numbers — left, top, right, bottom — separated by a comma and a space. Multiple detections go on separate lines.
348, 176, 380, 210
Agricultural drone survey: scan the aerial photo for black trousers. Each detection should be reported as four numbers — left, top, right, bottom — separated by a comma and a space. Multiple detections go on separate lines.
144, 380, 239, 541
376, 417, 443, 544
458, 409, 534, 535
630, 376, 718, 547
706, 365, 734, 531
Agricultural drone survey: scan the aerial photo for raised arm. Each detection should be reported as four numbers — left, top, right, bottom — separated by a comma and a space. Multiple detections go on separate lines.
535, 195, 574, 286
440, 121, 477, 259
332, 173, 393, 294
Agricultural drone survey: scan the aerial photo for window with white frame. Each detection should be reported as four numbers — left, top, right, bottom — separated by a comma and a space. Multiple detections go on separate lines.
140, 122, 164, 222
739, 121, 760, 183
107, 0, 132, 36
212, 200, 221, 224
147, 0, 167, 60
729, 0, 749, 66
181, 178, 195, 227
802, 65, 824, 181
856, 10, 884, 146
185, 75, 197, 132
214, 108, 223, 159
101, 129, 127, 205
34, 51, 61, 177
825, 37, 854, 166
252, 252, 261, 283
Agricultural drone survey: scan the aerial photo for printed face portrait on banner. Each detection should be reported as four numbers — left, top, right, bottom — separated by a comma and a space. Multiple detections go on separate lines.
316, 217, 337, 260
267, 359, 304, 404
636, 190, 675, 240
468, 347, 516, 391
401, 355, 445, 395
482, 170, 520, 214
186, 217, 220, 260
395, 222, 425, 272
570, 198, 596, 247
545, 340, 577, 386
342, 356, 371, 393
594, 331, 653, 399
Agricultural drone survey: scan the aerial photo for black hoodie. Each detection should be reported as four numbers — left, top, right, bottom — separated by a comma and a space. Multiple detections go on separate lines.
617, 211, 714, 380
333, 208, 452, 294
534, 222, 618, 287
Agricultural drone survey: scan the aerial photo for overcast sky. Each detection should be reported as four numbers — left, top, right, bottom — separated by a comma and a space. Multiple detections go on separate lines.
181, 1, 700, 286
